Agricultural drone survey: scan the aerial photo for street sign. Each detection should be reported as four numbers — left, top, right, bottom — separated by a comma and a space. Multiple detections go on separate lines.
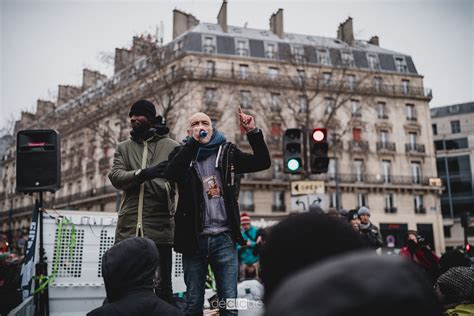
291, 194, 327, 212
291, 181, 325, 196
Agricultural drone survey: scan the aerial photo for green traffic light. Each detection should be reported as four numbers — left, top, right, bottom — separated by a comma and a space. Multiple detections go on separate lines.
287, 158, 300, 172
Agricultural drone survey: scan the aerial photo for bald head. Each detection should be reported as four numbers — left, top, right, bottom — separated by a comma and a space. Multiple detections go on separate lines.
188, 112, 213, 144
188, 112, 212, 128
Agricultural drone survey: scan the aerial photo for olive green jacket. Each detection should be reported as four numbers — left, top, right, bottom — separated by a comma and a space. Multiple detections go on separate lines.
108, 132, 179, 245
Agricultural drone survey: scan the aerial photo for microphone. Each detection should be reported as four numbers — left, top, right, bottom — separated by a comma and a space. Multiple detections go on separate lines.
199, 130, 208, 138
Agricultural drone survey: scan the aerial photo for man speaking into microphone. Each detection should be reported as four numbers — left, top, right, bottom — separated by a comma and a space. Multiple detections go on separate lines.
164, 107, 271, 315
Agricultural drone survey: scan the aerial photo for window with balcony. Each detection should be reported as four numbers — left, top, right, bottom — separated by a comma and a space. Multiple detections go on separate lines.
297, 69, 305, 85
354, 159, 364, 182
402, 79, 410, 94
202, 36, 216, 54
380, 130, 389, 144
268, 67, 279, 80
382, 160, 391, 183
239, 190, 254, 212
206, 60, 215, 77
298, 96, 308, 113
328, 158, 336, 180
271, 93, 281, 111
373, 77, 383, 92
408, 132, 417, 150
341, 51, 355, 67
368, 54, 380, 70
377, 102, 388, 119
432, 123, 437, 135
357, 193, 367, 208
451, 120, 461, 134
272, 191, 285, 212
265, 42, 277, 59
323, 72, 332, 87
235, 39, 249, 56
272, 159, 283, 179
240, 90, 251, 109
325, 97, 335, 114
351, 100, 361, 117
384, 193, 396, 213
204, 88, 216, 105
395, 57, 408, 73
345, 74, 356, 90
317, 49, 330, 65
352, 128, 362, 142
406, 104, 416, 120
330, 192, 338, 208
414, 195, 425, 213
239, 64, 249, 79
411, 162, 422, 184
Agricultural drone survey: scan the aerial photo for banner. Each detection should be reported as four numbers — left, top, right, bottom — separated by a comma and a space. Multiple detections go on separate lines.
19, 203, 39, 300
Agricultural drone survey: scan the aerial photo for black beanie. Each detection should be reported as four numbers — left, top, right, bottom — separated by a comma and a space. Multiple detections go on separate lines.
129, 99, 156, 122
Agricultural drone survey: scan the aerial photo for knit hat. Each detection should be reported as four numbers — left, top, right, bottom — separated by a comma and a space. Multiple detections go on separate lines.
436, 267, 474, 304
358, 207, 370, 216
347, 210, 359, 222
129, 99, 156, 122
241, 212, 251, 225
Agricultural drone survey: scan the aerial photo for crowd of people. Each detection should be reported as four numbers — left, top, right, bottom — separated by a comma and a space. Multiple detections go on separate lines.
1, 99, 472, 316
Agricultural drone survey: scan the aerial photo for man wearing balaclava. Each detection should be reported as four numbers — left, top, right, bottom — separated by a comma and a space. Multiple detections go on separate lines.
164, 107, 271, 315
108, 99, 179, 304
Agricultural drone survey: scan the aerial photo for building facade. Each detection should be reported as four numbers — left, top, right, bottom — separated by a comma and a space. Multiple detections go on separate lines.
0, 2, 445, 253
431, 102, 474, 250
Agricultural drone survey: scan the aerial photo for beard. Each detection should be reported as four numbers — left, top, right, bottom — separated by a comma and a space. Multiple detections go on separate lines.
132, 123, 150, 135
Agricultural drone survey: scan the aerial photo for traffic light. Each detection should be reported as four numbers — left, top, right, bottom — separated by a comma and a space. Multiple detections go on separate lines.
466, 243, 471, 256
283, 128, 304, 173
310, 128, 329, 174
461, 212, 470, 228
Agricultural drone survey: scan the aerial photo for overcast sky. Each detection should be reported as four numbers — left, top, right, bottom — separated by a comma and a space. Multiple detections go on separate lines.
1, 0, 473, 131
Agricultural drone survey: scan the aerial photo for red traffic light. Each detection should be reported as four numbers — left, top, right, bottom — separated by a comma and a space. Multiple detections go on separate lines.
312, 128, 327, 143
466, 243, 471, 252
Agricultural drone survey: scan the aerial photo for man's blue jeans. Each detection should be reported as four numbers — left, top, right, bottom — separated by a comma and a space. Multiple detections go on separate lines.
183, 231, 238, 316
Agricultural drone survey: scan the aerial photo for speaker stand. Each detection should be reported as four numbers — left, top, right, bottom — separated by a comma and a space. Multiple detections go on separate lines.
34, 192, 49, 316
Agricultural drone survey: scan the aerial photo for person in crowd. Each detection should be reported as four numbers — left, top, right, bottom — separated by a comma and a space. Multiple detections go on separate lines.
265, 251, 443, 316
88, 237, 183, 316
108, 99, 179, 304
327, 208, 339, 217
439, 249, 471, 275
358, 207, 384, 249
400, 230, 440, 280
237, 264, 264, 301
237, 212, 260, 275
435, 266, 474, 315
163, 107, 271, 315
260, 212, 368, 303
346, 209, 360, 231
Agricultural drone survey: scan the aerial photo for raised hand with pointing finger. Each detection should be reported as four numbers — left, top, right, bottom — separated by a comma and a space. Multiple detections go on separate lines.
238, 106, 256, 133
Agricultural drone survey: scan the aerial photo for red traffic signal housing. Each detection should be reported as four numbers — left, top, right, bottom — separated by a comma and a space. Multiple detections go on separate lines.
310, 128, 329, 174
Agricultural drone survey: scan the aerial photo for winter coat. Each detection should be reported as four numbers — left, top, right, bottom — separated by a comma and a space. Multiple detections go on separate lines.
87, 237, 183, 316
238, 225, 260, 265
164, 130, 271, 255
359, 222, 384, 249
109, 132, 179, 245
400, 245, 440, 279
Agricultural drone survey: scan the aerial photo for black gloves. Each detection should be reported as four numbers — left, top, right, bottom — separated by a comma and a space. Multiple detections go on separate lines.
137, 161, 168, 182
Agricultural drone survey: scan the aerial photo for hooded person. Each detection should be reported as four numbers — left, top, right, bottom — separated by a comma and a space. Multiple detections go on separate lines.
87, 237, 183, 315
260, 212, 368, 303
108, 99, 180, 303
265, 251, 443, 316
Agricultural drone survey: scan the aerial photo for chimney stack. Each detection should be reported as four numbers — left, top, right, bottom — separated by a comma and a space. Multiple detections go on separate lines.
114, 48, 133, 74
82, 69, 107, 90
173, 9, 200, 39
368, 35, 379, 46
36, 100, 55, 117
57, 85, 82, 106
269, 9, 284, 39
337, 17, 354, 45
217, 0, 228, 32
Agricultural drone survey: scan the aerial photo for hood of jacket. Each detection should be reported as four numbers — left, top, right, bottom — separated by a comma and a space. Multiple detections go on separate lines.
102, 237, 159, 302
